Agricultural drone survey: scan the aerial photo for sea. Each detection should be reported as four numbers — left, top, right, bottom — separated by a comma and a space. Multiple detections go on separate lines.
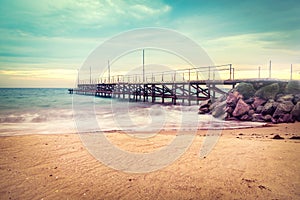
0, 88, 265, 136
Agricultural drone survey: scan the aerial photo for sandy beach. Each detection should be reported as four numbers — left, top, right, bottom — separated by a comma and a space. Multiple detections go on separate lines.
0, 122, 299, 200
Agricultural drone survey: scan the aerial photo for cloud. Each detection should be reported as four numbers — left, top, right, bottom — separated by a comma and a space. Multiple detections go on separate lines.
200, 31, 300, 75
0, 0, 171, 37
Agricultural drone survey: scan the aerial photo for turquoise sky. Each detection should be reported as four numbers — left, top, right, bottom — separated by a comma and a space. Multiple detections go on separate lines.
0, 0, 299, 87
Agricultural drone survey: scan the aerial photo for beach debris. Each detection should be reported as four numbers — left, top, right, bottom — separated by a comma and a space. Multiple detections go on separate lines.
198, 81, 300, 123
290, 136, 300, 140
272, 135, 284, 140
242, 178, 256, 183
258, 185, 271, 191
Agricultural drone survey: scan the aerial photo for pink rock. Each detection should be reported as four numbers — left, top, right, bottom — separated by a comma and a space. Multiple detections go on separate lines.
232, 99, 251, 117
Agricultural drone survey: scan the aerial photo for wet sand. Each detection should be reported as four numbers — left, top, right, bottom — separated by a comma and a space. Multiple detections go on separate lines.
0, 123, 299, 199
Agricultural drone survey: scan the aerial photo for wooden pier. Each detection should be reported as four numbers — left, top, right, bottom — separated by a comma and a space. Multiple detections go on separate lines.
69, 64, 288, 105
73, 81, 232, 105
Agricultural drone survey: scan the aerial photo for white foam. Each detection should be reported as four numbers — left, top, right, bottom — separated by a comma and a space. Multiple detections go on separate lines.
0, 101, 266, 136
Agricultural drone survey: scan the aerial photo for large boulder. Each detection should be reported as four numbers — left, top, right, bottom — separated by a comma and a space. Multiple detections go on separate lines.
211, 101, 227, 120
235, 82, 256, 99
255, 83, 279, 100
232, 99, 250, 117
273, 101, 295, 119
291, 102, 300, 121
261, 100, 278, 116
285, 80, 300, 94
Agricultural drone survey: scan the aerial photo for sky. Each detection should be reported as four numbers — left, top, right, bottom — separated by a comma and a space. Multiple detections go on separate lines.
0, 0, 299, 87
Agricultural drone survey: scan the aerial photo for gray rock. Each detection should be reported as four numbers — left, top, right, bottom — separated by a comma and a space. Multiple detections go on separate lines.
212, 101, 227, 119
232, 99, 250, 117
209, 101, 219, 112
209, 96, 226, 111
273, 101, 294, 118
255, 83, 279, 100
291, 102, 300, 121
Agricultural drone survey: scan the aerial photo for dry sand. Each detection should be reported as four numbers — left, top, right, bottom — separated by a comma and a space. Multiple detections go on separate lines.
0, 123, 299, 199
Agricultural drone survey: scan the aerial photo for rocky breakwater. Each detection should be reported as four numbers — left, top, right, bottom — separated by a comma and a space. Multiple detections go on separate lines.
198, 80, 300, 123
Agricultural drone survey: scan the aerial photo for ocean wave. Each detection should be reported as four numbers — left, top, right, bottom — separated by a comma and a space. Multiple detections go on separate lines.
0, 96, 267, 136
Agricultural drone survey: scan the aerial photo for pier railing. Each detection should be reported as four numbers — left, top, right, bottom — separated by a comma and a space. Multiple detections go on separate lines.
78, 64, 234, 84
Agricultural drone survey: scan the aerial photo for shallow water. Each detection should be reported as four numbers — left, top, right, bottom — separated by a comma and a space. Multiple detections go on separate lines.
0, 88, 265, 136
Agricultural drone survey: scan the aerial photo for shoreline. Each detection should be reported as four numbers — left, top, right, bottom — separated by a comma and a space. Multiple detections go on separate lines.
0, 120, 271, 137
